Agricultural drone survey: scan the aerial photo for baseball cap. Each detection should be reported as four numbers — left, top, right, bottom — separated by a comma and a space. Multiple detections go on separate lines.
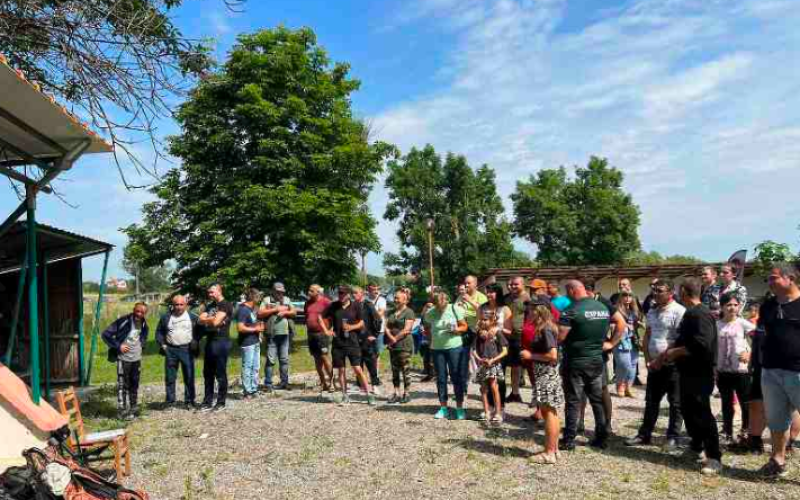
529, 278, 547, 290
273, 282, 286, 292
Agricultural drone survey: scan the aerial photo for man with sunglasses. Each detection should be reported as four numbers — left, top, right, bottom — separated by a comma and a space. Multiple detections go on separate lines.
757, 263, 800, 478
626, 279, 685, 449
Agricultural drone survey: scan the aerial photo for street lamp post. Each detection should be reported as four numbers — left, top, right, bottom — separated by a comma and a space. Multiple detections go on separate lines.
426, 218, 435, 297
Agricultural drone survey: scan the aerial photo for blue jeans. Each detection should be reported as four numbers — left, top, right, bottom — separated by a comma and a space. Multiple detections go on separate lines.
433, 347, 464, 405
265, 335, 290, 387
241, 343, 261, 394
613, 348, 636, 384
762, 368, 800, 432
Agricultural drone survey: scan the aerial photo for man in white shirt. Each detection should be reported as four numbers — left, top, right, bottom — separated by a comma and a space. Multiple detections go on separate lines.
626, 279, 686, 449
156, 295, 201, 409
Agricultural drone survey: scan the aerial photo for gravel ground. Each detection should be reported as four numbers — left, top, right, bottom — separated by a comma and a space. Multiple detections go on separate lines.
92, 371, 800, 500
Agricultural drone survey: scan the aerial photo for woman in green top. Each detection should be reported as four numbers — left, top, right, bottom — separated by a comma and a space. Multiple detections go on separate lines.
424, 291, 468, 420
385, 289, 416, 404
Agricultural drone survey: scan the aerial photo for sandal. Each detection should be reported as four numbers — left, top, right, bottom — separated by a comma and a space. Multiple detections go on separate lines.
529, 452, 557, 465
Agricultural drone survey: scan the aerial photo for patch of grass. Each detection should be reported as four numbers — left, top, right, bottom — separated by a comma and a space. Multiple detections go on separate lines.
295, 435, 334, 465
650, 471, 670, 493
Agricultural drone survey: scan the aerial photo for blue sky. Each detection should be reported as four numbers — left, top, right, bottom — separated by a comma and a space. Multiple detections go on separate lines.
3, 0, 799, 282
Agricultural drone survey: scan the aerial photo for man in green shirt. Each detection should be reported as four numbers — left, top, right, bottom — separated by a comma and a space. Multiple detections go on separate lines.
558, 280, 626, 451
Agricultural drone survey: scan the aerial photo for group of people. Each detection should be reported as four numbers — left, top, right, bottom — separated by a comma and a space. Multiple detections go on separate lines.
100, 261, 800, 478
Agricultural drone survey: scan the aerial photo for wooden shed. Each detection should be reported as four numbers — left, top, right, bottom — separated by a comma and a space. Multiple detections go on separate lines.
0, 222, 112, 388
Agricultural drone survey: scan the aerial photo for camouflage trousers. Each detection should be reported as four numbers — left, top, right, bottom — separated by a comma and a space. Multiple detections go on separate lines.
390, 349, 412, 389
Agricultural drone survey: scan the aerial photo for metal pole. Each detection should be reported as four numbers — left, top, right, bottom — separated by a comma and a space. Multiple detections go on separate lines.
85, 250, 110, 385
77, 261, 85, 386
41, 251, 51, 400
25, 187, 41, 404
426, 218, 435, 297
3, 258, 27, 366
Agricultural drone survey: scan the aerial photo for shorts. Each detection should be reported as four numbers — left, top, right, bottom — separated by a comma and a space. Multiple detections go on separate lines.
503, 338, 522, 368
307, 333, 331, 358
762, 368, 800, 432
332, 344, 362, 369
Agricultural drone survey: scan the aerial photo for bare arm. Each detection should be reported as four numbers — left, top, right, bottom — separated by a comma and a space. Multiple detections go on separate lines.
558, 325, 571, 343
603, 311, 627, 352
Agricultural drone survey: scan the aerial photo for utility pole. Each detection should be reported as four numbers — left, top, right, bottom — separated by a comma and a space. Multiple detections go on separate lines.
426, 218, 435, 298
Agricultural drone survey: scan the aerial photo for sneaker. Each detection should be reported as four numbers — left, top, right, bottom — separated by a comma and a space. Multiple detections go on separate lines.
662, 438, 679, 451
400, 394, 411, 404
262, 386, 275, 395
758, 458, 788, 479
700, 458, 723, 475
338, 394, 351, 406
367, 394, 377, 406
588, 438, 607, 450
184, 402, 198, 411
198, 403, 214, 412
387, 394, 400, 404
372, 385, 383, 396
506, 393, 523, 404
212, 403, 226, 412
455, 408, 467, 421
558, 439, 576, 452
625, 435, 651, 447
123, 412, 135, 421
277, 383, 291, 391
434, 407, 450, 420
491, 413, 503, 424
682, 448, 705, 463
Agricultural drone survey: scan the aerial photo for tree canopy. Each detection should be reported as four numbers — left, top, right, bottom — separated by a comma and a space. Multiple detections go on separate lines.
752, 240, 797, 277
512, 156, 641, 266
122, 242, 173, 293
383, 145, 519, 290
623, 250, 704, 266
0, 0, 215, 186
123, 27, 395, 296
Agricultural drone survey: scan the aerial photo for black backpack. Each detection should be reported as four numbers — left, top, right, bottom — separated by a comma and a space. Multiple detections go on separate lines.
361, 300, 382, 337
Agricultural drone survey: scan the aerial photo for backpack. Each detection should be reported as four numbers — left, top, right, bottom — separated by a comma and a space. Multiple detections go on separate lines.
14, 446, 149, 500
361, 300, 382, 337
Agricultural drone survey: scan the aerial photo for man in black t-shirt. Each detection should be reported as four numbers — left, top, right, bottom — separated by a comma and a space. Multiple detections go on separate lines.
659, 278, 721, 475
322, 285, 375, 405
757, 263, 800, 478
197, 283, 234, 411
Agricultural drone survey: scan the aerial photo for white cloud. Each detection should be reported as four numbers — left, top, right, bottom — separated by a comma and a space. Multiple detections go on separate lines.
370, 0, 800, 265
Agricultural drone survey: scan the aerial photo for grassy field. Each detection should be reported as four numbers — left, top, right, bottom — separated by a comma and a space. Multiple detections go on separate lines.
84, 302, 400, 387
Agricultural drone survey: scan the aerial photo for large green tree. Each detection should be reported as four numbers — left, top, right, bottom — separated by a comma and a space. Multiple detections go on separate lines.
512, 156, 641, 266
383, 145, 518, 290
752, 240, 797, 277
123, 27, 395, 296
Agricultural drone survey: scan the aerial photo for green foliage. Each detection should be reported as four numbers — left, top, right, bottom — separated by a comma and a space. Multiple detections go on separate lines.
512, 156, 641, 266
123, 27, 396, 296
624, 250, 704, 265
752, 240, 797, 277
383, 145, 516, 290
83, 281, 101, 294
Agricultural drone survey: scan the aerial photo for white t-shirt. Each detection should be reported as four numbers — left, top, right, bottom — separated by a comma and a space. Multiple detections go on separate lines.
167, 311, 194, 346
716, 317, 755, 373
646, 301, 686, 359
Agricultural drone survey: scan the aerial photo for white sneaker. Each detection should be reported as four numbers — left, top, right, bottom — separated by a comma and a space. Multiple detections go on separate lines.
700, 458, 722, 475
372, 385, 383, 396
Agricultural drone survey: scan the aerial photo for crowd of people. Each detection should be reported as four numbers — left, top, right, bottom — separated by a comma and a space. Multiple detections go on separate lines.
100, 262, 800, 478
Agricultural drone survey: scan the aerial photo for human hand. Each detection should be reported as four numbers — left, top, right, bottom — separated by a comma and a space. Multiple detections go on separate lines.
367, 336, 377, 342
120, 345, 131, 353
739, 351, 751, 364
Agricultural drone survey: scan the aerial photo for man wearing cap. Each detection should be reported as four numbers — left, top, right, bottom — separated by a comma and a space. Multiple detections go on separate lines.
258, 282, 296, 391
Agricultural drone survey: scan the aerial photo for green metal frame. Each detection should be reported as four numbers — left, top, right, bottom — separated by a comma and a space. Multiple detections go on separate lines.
77, 261, 85, 386
3, 257, 27, 366
41, 250, 51, 400
26, 189, 40, 404
85, 250, 110, 385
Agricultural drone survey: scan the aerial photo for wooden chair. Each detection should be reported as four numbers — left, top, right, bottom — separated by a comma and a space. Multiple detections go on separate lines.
54, 386, 131, 480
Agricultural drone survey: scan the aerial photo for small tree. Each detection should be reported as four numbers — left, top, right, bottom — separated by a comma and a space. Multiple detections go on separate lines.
752, 240, 797, 277
383, 145, 517, 290
512, 156, 641, 266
